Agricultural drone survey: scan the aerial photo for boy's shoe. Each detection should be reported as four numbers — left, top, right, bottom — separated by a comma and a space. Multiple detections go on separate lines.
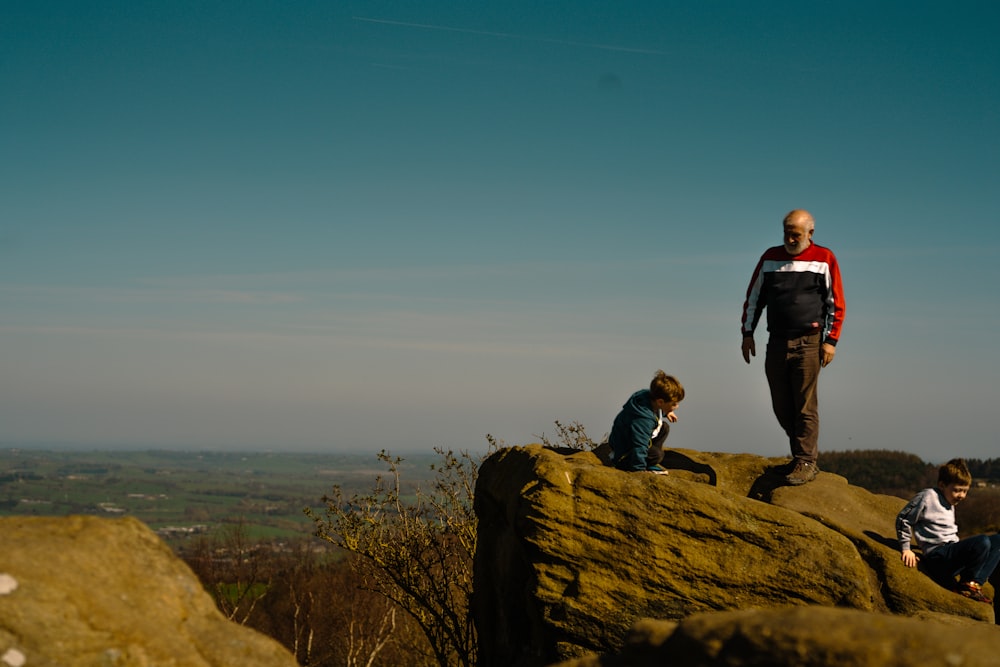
955, 581, 991, 603
785, 460, 819, 486
647, 465, 669, 476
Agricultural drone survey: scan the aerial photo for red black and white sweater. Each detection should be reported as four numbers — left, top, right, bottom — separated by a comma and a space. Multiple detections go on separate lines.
741, 243, 845, 345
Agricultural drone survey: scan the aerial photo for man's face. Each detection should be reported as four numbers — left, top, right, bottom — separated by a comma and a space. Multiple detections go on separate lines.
783, 219, 813, 255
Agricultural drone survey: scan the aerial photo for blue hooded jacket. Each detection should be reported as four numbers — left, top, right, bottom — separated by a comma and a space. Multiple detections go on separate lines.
608, 389, 661, 471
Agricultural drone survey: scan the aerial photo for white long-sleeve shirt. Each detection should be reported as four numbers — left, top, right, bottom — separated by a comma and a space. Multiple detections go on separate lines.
895, 487, 959, 555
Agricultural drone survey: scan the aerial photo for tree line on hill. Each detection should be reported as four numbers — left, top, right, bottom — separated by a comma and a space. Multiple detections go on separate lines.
179, 433, 1000, 667
820, 449, 1000, 494
820, 449, 1000, 537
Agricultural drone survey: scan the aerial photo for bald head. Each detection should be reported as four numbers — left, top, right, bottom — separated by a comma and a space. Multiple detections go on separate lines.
784, 209, 815, 230
782, 209, 814, 255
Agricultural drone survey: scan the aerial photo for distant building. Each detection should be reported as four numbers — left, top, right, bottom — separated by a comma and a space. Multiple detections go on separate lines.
97, 503, 126, 514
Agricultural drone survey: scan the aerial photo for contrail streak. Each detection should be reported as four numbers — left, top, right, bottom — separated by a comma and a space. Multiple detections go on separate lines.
353, 16, 665, 55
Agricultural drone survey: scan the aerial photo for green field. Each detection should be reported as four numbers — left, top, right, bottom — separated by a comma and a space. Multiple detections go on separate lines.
0, 448, 441, 548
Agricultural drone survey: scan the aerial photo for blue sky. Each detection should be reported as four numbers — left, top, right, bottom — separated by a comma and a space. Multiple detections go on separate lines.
2, 1, 998, 462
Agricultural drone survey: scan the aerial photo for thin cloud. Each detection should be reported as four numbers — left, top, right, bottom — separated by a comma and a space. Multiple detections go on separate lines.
353, 16, 665, 55
144, 253, 729, 287
0, 321, 619, 359
0, 285, 302, 305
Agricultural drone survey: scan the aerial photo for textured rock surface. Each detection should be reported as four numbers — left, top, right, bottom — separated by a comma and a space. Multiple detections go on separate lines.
473, 445, 996, 667
553, 606, 1000, 667
0, 515, 298, 667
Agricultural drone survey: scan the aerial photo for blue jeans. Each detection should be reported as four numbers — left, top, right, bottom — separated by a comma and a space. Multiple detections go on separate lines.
923, 533, 1000, 585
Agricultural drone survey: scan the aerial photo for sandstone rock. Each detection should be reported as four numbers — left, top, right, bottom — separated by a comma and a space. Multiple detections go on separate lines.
768, 468, 989, 620
472, 445, 995, 667
0, 515, 298, 667
553, 606, 1000, 667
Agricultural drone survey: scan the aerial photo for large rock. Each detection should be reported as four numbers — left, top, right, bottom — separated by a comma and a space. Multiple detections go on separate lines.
472, 445, 996, 667
0, 515, 298, 667
552, 607, 1000, 667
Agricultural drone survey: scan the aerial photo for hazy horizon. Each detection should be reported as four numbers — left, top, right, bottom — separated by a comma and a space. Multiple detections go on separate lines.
3, 440, 996, 468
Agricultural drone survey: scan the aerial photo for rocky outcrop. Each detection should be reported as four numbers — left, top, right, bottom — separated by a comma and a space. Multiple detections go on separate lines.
472, 445, 997, 667
552, 607, 1000, 667
0, 515, 298, 667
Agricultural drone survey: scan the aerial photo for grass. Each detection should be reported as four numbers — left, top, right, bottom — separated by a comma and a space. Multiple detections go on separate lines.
0, 448, 442, 549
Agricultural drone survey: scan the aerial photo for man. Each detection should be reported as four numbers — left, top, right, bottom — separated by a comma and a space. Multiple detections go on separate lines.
740, 209, 845, 485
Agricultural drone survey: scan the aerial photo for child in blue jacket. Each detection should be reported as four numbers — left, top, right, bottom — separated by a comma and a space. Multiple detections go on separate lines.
608, 370, 685, 473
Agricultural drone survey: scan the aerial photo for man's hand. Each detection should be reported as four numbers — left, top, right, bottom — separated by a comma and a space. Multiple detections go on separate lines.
821, 342, 836, 367
665, 411, 678, 423
741, 337, 755, 364
901, 551, 918, 568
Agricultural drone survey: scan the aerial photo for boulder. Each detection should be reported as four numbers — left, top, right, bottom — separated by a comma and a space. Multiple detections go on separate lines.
472, 445, 995, 667
0, 515, 298, 667
768, 466, 984, 619
552, 606, 1000, 667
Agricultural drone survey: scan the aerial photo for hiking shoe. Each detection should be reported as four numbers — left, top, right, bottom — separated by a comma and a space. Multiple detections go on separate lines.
647, 465, 669, 476
785, 460, 819, 486
955, 581, 992, 603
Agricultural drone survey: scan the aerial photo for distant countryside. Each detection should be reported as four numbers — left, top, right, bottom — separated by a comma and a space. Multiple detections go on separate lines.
2, 446, 998, 666
3, 447, 998, 544
0, 448, 441, 548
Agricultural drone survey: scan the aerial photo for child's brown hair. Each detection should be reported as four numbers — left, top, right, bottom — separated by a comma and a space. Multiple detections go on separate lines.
938, 458, 972, 487
649, 370, 685, 404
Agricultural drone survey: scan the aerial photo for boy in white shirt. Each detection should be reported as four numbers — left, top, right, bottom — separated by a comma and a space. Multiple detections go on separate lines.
895, 458, 1000, 603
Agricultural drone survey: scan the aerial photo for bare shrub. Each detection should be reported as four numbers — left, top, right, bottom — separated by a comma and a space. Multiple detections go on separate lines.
305, 448, 480, 667
533, 419, 599, 451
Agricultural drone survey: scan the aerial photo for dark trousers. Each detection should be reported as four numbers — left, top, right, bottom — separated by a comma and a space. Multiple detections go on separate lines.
645, 422, 670, 468
924, 533, 1000, 586
764, 332, 821, 463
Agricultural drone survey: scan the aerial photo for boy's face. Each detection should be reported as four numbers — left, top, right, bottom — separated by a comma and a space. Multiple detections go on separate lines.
939, 482, 970, 506
652, 398, 678, 415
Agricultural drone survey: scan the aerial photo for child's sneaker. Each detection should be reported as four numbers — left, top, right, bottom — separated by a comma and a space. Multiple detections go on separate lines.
647, 465, 669, 476
954, 581, 991, 603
